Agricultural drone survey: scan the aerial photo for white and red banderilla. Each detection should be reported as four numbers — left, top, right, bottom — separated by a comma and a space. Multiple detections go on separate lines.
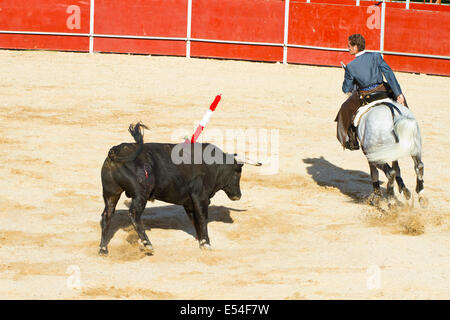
187, 94, 222, 143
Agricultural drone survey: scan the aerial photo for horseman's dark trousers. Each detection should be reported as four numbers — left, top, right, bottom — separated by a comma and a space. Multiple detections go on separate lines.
335, 91, 361, 147
335, 83, 397, 148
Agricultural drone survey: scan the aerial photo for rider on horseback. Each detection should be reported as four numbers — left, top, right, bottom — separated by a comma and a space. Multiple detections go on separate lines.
335, 34, 407, 150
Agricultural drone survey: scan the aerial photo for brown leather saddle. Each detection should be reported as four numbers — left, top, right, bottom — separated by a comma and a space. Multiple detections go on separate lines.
360, 90, 390, 105
360, 81, 394, 106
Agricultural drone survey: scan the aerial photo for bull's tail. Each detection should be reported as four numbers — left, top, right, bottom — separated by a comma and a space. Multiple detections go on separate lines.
128, 122, 148, 144
107, 122, 148, 162
365, 116, 420, 164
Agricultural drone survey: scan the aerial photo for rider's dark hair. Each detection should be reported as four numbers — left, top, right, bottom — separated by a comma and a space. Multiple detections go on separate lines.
348, 34, 366, 52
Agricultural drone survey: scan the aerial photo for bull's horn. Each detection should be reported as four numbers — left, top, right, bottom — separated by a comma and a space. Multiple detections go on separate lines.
234, 154, 262, 166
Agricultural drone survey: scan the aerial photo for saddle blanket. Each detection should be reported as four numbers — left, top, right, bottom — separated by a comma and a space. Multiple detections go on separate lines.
353, 97, 395, 127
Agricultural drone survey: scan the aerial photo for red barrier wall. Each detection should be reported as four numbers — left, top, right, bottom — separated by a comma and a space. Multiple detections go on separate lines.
0, 0, 448, 75
288, 2, 380, 66
0, 0, 90, 51
93, 0, 187, 55
384, 6, 450, 75
190, 0, 284, 61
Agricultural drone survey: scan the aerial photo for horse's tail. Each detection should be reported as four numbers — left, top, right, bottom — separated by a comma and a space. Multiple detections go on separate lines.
365, 116, 420, 164
107, 122, 148, 162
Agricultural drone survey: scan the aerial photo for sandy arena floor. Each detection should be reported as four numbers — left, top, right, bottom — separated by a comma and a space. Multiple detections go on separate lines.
0, 50, 448, 299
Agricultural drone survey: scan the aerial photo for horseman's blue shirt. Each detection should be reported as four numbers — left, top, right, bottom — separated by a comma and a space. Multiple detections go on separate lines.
342, 51, 402, 98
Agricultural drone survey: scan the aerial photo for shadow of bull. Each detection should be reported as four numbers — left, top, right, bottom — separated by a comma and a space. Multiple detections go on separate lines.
103, 204, 244, 244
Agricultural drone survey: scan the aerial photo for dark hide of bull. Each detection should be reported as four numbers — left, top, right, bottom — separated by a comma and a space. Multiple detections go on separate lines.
99, 122, 243, 256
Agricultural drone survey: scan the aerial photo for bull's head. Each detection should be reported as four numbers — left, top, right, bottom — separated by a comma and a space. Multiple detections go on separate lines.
222, 154, 261, 201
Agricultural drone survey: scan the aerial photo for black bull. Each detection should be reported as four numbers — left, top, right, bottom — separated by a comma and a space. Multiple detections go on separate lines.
99, 123, 250, 256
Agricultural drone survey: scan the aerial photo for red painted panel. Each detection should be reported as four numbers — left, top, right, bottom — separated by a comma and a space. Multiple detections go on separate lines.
288, 47, 350, 67
94, 38, 185, 56
386, 2, 450, 12
289, 3, 380, 51
385, 7, 450, 57
0, 0, 90, 33
94, 0, 187, 37
385, 54, 450, 76
0, 34, 89, 52
309, 0, 365, 5
309, 1, 450, 12
191, 42, 283, 62
191, 0, 285, 43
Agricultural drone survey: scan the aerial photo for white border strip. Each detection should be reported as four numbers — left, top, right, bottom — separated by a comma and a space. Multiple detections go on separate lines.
0, 30, 89, 37
89, 0, 95, 53
380, 0, 386, 57
94, 34, 187, 41
191, 38, 281, 47
283, 0, 290, 64
186, 0, 192, 58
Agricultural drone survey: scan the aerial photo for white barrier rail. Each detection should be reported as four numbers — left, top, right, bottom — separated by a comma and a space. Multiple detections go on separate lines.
1, 29, 448, 61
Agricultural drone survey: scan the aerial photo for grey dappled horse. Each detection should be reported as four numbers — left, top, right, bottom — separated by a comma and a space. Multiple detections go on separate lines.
356, 98, 427, 208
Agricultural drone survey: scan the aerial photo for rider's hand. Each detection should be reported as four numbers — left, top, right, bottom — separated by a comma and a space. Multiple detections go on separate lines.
396, 94, 405, 105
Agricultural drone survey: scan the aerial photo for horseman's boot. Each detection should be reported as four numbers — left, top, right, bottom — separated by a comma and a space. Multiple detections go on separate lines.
345, 126, 360, 150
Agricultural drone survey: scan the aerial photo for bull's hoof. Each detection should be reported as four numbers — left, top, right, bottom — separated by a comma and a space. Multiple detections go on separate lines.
200, 244, 212, 251
98, 247, 109, 256
199, 240, 212, 251
139, 241, 154, 255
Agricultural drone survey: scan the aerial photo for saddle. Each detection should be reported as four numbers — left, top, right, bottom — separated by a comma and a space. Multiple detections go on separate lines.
360, 91, 389, 106
353, 97, 394, 127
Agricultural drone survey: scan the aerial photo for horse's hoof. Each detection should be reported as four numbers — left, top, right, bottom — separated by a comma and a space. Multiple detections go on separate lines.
99, 247, 109, 256
368, 193, 381, 206
419, 195, 428, 208
403, 188, 412, 200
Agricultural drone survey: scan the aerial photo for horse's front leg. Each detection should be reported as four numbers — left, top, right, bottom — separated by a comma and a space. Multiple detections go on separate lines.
413, 155, 428, 208
368, 162, 382, 206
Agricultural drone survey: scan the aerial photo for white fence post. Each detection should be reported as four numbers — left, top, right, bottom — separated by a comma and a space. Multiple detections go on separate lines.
283, 0, 290, 64
380, 0, 386, 57
356, 0, 360, 6
406, 0, 410, 10
89, 0, 94, 53
186, 0, 192, 58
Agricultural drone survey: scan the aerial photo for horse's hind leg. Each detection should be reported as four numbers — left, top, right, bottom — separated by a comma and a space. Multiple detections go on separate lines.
413, 155, 428, 208
392, 161, 413, 205
376, 163, 396, 201
368, 162, 382, 206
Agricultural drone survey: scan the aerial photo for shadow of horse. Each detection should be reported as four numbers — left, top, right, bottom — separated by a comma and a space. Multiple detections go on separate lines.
104, 204, 243, 244
303, 156, 383, 202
